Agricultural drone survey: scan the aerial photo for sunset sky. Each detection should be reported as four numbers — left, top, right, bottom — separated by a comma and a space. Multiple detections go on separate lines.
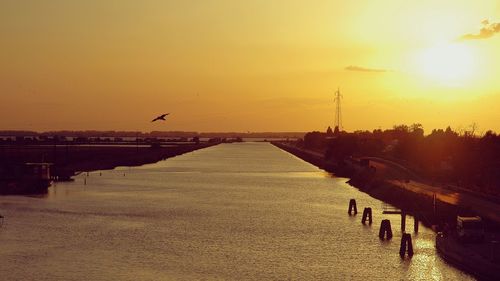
1, 1, 499, 133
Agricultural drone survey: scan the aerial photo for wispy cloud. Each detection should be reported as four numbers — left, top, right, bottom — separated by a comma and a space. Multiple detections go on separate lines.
460, 20, 500, 40
345, 65, 387, 73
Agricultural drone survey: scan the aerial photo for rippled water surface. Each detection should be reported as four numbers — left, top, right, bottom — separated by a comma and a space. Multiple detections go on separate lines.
0, 143, 474, 280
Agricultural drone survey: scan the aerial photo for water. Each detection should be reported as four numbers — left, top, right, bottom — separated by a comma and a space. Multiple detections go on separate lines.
0, 142, 474, 280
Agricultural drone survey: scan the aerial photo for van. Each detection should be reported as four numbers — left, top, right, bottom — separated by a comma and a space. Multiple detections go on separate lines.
456, 216, 485, 242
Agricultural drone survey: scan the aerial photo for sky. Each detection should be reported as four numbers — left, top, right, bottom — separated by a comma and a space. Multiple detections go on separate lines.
1, 0, 499, 133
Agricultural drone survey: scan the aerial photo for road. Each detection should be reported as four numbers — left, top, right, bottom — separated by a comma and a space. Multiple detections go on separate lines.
364, 157, 500, 223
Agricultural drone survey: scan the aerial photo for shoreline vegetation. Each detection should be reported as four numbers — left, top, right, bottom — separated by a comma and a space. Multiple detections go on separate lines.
301, 125, 500, 199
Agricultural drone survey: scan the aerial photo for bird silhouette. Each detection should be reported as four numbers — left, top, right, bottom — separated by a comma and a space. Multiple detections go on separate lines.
151, 113, 170, 122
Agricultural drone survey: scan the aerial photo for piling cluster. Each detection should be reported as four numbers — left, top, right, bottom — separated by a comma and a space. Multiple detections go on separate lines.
348, 198, 417, 259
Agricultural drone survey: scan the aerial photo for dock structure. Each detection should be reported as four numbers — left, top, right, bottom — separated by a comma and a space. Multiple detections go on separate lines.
401, 212, 406, 232
414, 216, 419, 233
382, 204, 419, 233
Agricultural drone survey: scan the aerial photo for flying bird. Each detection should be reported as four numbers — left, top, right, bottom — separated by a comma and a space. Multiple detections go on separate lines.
151, 113, 170, 122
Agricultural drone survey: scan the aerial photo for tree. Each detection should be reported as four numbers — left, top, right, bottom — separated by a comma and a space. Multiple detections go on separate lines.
326, 126, 333, 135
303, 131, 326, 149
333, 126, 340, 135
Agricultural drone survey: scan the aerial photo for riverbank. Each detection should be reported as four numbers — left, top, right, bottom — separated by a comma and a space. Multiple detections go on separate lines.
435, 233, 500, 281
1, 142, 219, 191
273, 141, 500, 280
272, 141, 350, 176
59, 143, 218, 174
272, 141, 500, 226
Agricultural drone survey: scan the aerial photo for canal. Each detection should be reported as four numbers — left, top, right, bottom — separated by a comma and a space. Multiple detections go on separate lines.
0, 142, 474, 280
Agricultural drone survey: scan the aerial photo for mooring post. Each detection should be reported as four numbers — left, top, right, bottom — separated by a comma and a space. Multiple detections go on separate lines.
348, 199, 358, 215
401, 211, 406, 232
379, 219, 393, 240
361, 207, 372, 224
399, 233, 414, 258
414, 216, 419, 233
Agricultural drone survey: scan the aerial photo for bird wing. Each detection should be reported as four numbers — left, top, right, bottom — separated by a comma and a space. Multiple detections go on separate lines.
152, 113, 170, 122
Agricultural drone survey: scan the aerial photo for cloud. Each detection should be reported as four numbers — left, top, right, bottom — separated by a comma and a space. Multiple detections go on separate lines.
460, 20, 500, 40
345, 65, 387, 73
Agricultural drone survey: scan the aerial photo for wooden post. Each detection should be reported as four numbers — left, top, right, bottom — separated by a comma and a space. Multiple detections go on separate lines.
401, 212, 406, 232
362, 207, 372, 224
379, 219, 393, 240
348, 199, 358, 215
414, 216, 419, 233
399, 233, 414, 258
433, 193, 436, 216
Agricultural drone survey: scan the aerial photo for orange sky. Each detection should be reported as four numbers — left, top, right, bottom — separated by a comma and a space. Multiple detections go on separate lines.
1, 1, 499, 133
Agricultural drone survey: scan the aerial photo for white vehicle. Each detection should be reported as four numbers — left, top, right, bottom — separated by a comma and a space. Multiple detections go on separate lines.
456, 216, 485, 242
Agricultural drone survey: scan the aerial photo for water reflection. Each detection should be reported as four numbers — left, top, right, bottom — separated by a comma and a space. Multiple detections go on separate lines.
0, 143, 475, 280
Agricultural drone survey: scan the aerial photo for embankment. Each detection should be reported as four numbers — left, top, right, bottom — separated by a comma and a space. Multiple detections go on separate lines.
272, 141, 468, 226
2, 143, 218, 179
64, 143, 217, 173
272, 142, 352, 177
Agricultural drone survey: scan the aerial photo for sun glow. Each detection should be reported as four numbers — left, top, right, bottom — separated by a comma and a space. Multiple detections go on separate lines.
415, 43, 479, 86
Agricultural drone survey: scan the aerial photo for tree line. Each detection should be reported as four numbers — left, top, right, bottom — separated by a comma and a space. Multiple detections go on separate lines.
298, 124, 500, 197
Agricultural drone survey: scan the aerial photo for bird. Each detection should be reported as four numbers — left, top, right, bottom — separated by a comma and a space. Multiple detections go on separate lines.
151, 113, 170, 122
